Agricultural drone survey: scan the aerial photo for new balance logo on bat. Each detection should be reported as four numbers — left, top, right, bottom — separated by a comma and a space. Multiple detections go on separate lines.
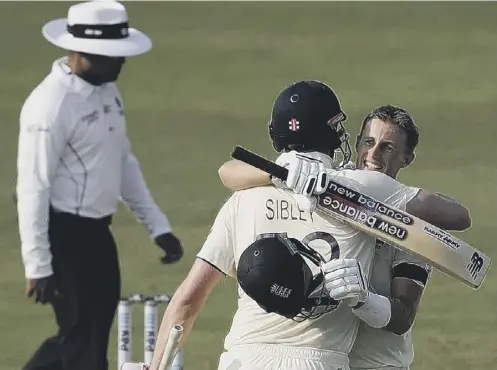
327, 182, 414, 225
319, 194, 408, 241
467, 252, 484, 280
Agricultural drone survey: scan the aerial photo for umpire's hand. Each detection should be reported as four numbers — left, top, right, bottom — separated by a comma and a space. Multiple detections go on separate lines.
155, 233, 183, 264
26, 275, 63, 304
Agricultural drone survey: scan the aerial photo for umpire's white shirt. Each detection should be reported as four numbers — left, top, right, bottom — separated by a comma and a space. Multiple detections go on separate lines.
17, 58, 172, 280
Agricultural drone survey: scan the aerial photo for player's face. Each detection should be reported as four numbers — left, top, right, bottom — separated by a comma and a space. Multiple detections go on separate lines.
355, 118, 412, 178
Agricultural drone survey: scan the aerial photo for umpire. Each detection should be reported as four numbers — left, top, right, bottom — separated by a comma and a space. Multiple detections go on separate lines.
15, 2, 183, 370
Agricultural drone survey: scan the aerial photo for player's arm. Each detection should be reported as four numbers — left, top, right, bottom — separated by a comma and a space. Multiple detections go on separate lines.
406, 190, 471, 231
220, 152, 472, 231
354, 176, 437, 335
384, 260, 430, 335
352, 170, 471, 231
218, 159, 271, 190
384, 191, 461, 335
150, 195, 237, 369
323, 252, 430, 336
219, 152, 331, 196
149, 258, 224, 369
324, 174, 457, 334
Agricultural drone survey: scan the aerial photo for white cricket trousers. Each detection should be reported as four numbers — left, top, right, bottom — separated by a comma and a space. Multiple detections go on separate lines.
218, 343, 350, 370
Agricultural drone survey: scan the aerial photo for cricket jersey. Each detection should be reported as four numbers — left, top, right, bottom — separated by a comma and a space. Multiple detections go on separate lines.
16, 57, 171, 279
349, 189, 432, 369
197, 169, 419, 354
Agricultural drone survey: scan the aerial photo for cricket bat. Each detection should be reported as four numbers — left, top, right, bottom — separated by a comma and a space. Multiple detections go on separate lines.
120, 325, 184, 370
158, 325, 184, 370
231, 146, 491, 289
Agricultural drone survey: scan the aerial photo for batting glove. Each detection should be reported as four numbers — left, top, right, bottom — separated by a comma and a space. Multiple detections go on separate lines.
274, 151, 334, 196
322, 259, 369, 308
120, 362, 148, 370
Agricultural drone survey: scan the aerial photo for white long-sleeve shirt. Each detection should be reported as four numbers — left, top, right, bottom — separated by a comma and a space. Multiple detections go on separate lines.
16, 58, 172, 279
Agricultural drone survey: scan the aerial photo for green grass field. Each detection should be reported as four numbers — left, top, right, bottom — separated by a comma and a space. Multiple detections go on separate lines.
1, 2, 496, 369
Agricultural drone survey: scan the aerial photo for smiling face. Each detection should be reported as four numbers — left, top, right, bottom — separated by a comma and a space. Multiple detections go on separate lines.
356, 118, 414, 178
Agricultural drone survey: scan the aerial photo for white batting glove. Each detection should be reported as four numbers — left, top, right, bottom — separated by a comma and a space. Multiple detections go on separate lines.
323, 259, 369, 308
120, 362, 148, 370
274, 151, 334, 196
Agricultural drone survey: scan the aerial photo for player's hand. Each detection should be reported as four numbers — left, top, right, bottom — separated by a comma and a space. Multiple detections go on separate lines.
274, 151, 333, 196
322, 259, 369, 308
155, 233, 184, 264
26, 275, 63, 304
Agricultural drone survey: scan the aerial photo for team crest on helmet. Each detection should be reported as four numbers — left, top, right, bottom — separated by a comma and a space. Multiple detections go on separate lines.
288, 118, 300, 131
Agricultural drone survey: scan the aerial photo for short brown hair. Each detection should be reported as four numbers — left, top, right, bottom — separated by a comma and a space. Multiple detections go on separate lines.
358, 105, 419, 154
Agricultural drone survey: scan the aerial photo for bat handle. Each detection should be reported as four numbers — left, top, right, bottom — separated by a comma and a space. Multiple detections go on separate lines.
158, 325, 184, 370
231, 146, 289, 181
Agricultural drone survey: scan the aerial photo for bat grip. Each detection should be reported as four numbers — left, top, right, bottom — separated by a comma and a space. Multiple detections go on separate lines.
158, 325, 183, 370
231, 146, 289, 181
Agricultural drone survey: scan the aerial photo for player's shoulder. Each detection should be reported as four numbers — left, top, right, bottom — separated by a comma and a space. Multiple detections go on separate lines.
227, 185, 298, 209
217, 186, 270, 206
332, 169, 408, 193
333, 168, 394, 184
212, 187, 277, 220
234, 185, 283, 196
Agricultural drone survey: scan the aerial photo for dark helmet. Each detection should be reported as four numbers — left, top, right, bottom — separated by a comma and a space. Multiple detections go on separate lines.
268, 80, 351, 164
237, 233, 340, 321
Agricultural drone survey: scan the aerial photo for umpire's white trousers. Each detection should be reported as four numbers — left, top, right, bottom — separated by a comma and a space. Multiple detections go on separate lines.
218, 343, 349, 370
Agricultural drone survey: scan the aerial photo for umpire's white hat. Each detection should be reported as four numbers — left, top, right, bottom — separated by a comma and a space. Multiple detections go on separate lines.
42, 1, 152, 57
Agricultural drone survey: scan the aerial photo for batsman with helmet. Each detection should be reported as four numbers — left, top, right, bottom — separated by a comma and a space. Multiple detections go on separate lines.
148, 80, 464, 370
219, 104, 471, 370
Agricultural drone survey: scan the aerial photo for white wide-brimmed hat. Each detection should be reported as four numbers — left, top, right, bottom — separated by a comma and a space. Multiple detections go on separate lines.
42, 1, 152, 57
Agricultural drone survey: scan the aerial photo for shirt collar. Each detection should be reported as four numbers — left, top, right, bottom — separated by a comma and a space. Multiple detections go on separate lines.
51, 57, 99, 98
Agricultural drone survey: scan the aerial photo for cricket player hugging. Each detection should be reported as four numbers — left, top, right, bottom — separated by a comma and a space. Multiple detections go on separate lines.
151, 81, 437, 370
209, 81, 419, 370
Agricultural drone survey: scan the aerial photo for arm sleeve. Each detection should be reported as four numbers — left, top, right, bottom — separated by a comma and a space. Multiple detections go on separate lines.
120, 136, 172, 239
196, 195, 237, 278
16, 97, 68, 279
391, 249, 432, 285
